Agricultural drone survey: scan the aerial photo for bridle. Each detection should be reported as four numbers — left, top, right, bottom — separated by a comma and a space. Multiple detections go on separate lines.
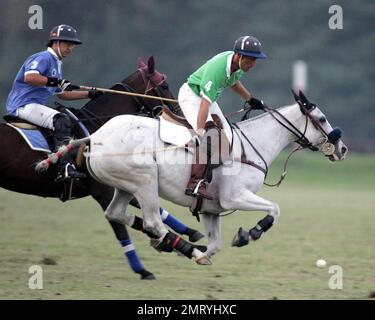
76, 69, 176, 130
241, 98, 340, 155
234, 99, 342, 187
139, 68, 178, 115
263, 104, 320, 152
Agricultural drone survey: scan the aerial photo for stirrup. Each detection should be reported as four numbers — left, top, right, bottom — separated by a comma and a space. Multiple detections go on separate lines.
191, 179, 213, 200
55, 163, 86, 182
185, 180, 205, 197
193, 179, 206, 195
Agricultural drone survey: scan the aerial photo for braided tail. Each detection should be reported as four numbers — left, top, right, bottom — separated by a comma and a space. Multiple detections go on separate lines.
35, 137, 91, 173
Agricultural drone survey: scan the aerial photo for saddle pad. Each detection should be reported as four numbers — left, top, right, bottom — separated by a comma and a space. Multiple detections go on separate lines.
159, 116, 193, 146
6, 123, 51, 153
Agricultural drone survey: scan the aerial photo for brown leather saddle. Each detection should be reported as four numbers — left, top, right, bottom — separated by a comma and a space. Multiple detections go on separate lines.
161, 106, 225, 131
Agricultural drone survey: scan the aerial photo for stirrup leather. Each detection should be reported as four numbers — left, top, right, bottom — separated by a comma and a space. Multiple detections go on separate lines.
193, 179, 206, 195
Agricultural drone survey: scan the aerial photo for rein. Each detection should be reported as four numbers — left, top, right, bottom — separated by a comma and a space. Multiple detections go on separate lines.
233, 103, 321, 187
77, 75, 178, 129
263, 106, 317, 151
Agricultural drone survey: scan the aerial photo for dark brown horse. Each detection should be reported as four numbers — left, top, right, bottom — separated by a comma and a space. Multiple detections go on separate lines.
0, 57, 202, 279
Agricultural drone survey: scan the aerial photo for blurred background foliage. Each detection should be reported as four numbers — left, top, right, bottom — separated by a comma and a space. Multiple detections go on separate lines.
0, 0, 374, 151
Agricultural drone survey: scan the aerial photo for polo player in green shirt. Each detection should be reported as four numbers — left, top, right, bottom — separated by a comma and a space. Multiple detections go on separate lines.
178, 35, 267, 200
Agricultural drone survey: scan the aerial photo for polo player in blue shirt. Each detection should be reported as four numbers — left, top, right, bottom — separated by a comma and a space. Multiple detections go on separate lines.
6, 24, 101, 182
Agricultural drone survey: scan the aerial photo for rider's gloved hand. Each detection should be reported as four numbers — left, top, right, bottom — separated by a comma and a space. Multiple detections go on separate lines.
57, 79, 80, 91
247, 97, 266, 110
88, 88, 103, 99
46, 77, 79, 91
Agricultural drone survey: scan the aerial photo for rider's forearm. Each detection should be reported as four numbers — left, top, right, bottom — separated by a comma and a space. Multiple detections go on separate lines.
231, 81, 252, 101
24, 73, 49, 86
197, 98, 210, 131
57, 91, 89, 100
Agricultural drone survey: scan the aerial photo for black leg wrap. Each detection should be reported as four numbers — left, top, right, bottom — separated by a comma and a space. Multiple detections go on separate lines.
258, 215, 274, 232
156, 232, 194, 258
249, 215, 275, 241
131, 216, 159, 239
174, 238, 194, 258
131, 216, 144, 231
193, 244, 207, 253
249, 226, 263, 241
184, 227, 205, 243
155, 232, 175, 253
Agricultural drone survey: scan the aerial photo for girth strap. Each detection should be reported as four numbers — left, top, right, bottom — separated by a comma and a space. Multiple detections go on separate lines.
232, 123, 268, 176
240, 154, 267, 175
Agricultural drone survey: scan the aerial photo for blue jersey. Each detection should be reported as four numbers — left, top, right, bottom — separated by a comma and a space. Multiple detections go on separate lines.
6, 48, 63, 115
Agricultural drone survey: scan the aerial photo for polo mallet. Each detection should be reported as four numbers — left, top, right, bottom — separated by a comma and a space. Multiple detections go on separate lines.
78, 85, 178, 103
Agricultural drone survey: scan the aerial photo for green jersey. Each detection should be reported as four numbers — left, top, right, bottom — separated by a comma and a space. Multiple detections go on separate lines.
187, 51, 245, 103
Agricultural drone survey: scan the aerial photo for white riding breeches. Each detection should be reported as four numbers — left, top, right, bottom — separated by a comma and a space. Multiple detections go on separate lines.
17, 103, 59, 129
178, 82, 232, 143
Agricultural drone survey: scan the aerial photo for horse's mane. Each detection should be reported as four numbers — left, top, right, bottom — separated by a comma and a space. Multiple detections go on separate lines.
119, 70, 141, 85
78, 70, 140, 111
236, 104, 294, 125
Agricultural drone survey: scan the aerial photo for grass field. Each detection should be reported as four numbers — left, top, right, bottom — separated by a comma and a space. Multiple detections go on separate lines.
0, 151, 374, 300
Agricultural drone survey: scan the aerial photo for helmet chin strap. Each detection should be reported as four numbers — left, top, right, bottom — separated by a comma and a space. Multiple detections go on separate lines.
56, 41, 63, 60
239, 55, 244, 71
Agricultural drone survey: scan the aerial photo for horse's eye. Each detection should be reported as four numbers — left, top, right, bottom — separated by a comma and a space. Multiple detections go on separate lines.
319, 116, 326, 123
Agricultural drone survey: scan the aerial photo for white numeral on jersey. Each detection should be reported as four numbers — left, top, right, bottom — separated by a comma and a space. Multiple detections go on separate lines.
30, 61, 39, 69
204, 81, 212, 92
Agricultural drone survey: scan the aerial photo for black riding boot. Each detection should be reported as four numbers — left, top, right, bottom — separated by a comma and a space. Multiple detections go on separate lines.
53, 113, 86, 182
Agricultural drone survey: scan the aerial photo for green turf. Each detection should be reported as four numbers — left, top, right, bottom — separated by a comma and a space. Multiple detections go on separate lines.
0, 151, 374, 299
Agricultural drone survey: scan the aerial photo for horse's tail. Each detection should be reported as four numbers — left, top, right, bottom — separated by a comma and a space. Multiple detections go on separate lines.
35, 136, 91, 173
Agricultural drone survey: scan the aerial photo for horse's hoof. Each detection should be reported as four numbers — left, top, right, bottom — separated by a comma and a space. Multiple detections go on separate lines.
188, 230, 205, 243
231, 227, 249, 247
195, 255, 212, 265
141, 273, 156, 280
139, 270, 156, 280
192, 248, 212, 265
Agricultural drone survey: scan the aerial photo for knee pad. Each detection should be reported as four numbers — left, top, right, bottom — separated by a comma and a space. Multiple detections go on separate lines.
53, 113, 72, 133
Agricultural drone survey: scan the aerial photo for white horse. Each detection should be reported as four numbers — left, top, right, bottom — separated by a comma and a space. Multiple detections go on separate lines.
59, 91, 348, 264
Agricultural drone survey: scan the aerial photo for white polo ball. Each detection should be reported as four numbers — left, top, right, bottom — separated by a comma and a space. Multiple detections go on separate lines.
316, 259, 327, 268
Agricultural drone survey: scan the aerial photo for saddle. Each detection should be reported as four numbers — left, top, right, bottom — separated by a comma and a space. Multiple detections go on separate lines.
3, 107, 88, 156
3, 114, 56, 151
3, 109, 89, 202
159, 106, 228, 148
161, 106, 192, 128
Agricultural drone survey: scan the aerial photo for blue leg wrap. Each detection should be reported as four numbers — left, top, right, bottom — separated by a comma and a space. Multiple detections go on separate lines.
159, 207, 187, 234
120, 239, 144, 273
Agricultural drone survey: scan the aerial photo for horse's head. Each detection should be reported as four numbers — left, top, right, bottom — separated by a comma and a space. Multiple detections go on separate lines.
292, 90, 348, 162
77, 56, 177, 133
133, 56, 177, 115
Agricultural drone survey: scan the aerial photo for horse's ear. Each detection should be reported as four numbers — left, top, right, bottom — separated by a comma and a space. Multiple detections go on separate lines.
299, 90, 310, 107
291, 89, 300, 102
137, 57, 146, 69
147, 56, 155, 75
